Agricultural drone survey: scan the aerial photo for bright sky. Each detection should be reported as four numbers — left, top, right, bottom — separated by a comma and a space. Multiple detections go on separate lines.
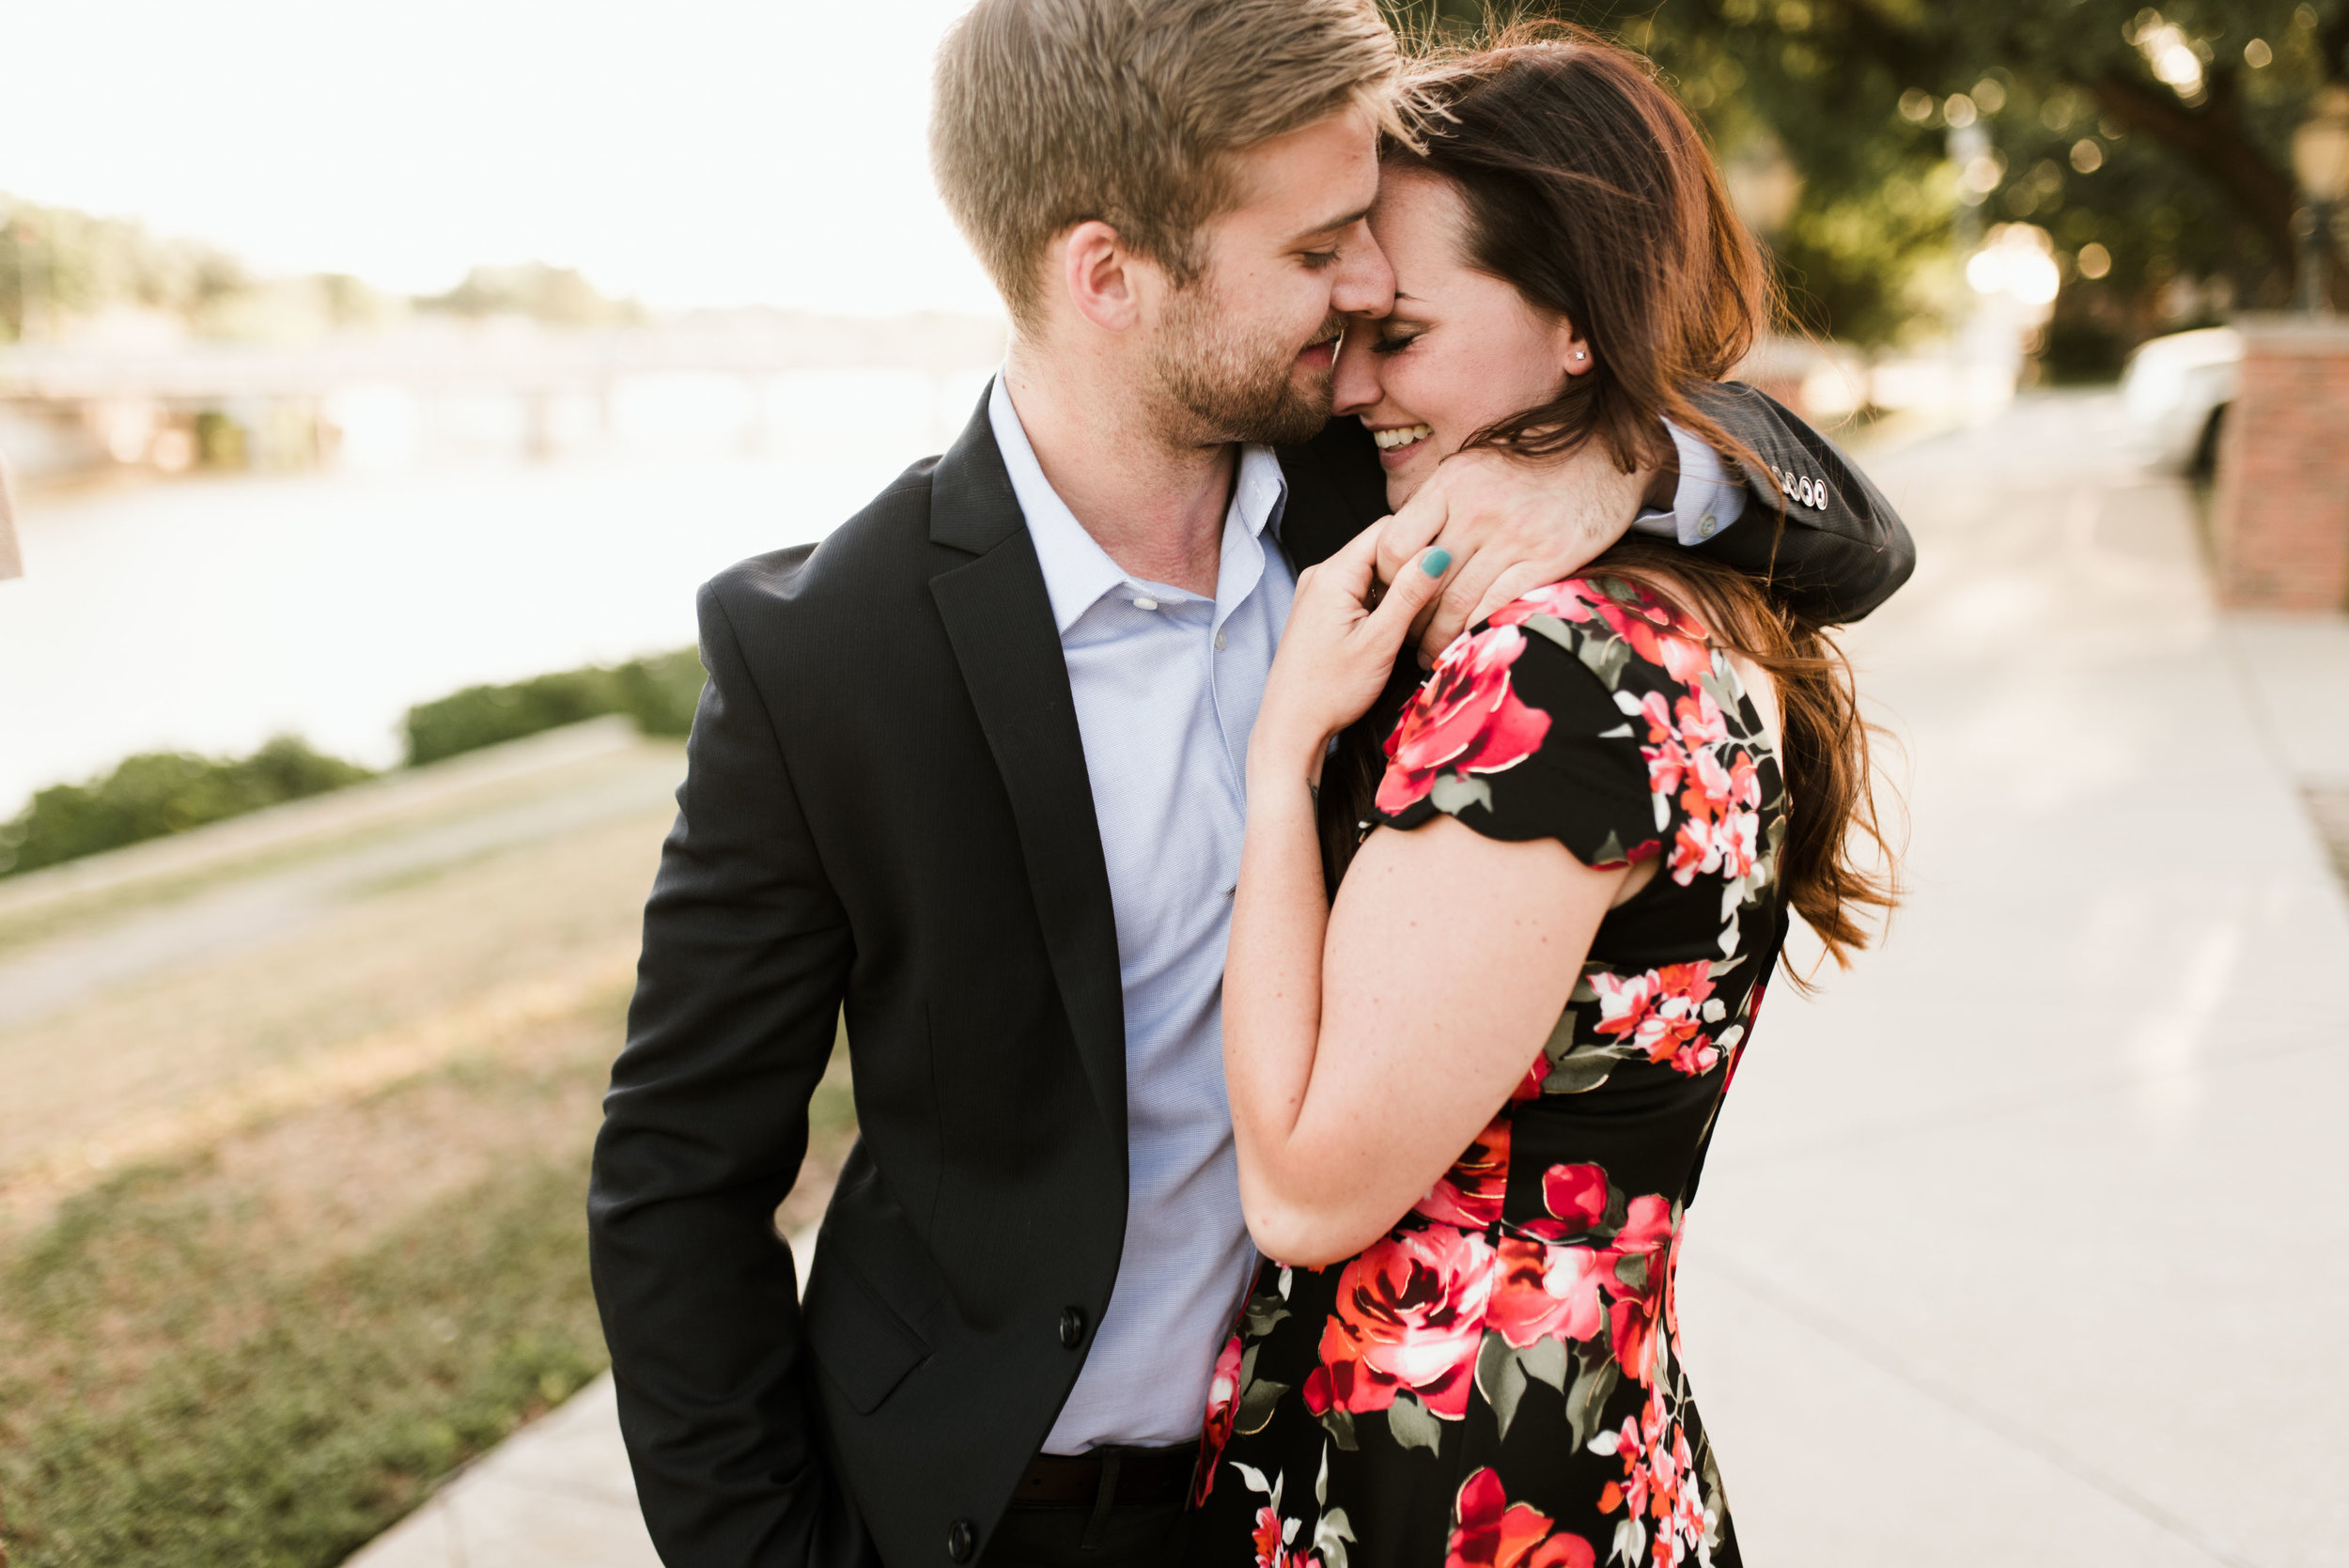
0, 0, 1006, 318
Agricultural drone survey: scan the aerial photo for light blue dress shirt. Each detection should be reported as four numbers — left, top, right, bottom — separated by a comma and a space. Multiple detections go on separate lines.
988, 375, 1743, 1452
989, 375, 1291, 1452
1634, 420, 1749, 545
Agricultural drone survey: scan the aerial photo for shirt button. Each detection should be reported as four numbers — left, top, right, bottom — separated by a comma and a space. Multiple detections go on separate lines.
1132, 597, 1159, 612
1058, 1305, 1087, 1348
947, 1519, 978, 1562
1214, 628, 1228, 650
1697, 514, 1718, 538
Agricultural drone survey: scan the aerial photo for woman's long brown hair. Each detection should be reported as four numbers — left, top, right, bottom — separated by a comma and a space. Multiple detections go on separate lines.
1323, 23, 1896, 973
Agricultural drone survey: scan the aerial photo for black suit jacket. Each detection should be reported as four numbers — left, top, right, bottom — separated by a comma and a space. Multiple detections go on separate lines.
587, 387, 1911, 1568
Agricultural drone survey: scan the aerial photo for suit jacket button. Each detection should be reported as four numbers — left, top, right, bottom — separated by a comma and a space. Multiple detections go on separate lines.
1059, 1306, 1087, 1348
948, 1518, 978, 1562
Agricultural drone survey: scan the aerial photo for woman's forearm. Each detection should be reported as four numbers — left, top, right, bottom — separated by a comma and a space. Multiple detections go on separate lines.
1224, 739, 1334, 1249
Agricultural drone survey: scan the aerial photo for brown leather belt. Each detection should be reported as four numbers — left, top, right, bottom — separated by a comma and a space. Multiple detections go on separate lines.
1011, 1445, 1197, 1508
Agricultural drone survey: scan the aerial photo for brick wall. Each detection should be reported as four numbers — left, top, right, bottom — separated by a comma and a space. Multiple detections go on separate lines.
2212, 316, 2349, 611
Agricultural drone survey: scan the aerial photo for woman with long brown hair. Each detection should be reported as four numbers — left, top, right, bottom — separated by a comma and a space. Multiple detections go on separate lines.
1190, 28, 1893, 1567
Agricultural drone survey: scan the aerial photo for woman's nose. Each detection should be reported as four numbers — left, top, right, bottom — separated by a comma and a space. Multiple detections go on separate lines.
1331, 326, 1382, 416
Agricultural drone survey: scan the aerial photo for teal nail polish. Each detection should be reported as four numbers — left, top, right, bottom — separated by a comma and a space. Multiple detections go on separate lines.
1421, 548, 1452, 577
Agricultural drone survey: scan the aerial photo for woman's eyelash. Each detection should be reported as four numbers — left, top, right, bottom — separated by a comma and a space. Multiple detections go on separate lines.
1370, 333, 1421, 356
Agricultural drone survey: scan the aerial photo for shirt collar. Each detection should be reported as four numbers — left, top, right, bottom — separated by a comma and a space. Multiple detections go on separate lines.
988, 370, 1287, 636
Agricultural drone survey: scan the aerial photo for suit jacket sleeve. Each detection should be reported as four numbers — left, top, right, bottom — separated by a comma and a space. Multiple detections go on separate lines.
588, 574, 869, 1568
1277, 381, 1915, 626
1680, 380, 1913, 623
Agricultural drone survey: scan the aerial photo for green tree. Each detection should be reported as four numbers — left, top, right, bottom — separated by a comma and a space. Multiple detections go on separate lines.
1383, 1, 2349, 350
0, 195, 250, 343
413, 262, 644, 327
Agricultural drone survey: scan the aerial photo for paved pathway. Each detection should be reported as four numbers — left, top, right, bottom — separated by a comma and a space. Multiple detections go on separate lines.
349, 393, 2349, 1567
0, 717, 662, 1031
1677, 393, 2349, 1568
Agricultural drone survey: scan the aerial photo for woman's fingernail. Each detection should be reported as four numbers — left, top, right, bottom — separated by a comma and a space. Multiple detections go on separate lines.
1421, 548, 1452, 577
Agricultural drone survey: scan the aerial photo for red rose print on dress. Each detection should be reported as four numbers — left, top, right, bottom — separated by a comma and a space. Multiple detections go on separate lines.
1540, 1162, 1609, 1234
1415, 1116, 1512, 1228
1593, 1377, 1711, 1565
1376, 624, 1553, 815
1603, 1196, 1677, 1383
1487, 1234, 1610, 1348
1670, 747, 1764, 885
1444, 1468, 1596, 1568
1590, 963, 1722, 1077
1489, 1162, 1613, 1347
1672, 685, 1729, 747
1194, 1334, 1244, 1504
1490, 578, 1714, 686
1251, 1503, 1285, 1568
1305, 1226, 1495, 1421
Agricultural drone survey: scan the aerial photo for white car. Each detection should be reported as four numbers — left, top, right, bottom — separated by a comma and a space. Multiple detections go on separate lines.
2121, 325, 2240, 474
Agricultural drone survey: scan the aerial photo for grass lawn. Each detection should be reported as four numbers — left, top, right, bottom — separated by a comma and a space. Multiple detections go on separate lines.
0, 990, 857, 1568
0, 739, 857, 1568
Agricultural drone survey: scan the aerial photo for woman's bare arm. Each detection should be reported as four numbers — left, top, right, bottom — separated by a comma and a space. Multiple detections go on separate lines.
1224, 523, 1629, 1267
1227, 762, 1625, 1267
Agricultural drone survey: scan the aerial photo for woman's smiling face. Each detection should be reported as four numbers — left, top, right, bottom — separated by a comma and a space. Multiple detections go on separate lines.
1331, 166, 1590, 508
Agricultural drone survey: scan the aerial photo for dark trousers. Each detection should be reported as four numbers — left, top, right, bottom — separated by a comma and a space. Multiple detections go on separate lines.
979, 1443, 1197, 1568
980, 1498, 1191, 1568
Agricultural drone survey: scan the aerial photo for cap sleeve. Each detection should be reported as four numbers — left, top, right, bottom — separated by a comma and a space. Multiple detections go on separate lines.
1370, 576, 1719, 870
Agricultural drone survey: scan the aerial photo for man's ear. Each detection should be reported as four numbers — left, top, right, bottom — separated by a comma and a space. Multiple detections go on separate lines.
1059, 220, 1149, 334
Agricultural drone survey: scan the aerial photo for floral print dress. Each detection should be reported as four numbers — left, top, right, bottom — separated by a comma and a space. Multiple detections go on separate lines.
1192, 577, 1786, 1568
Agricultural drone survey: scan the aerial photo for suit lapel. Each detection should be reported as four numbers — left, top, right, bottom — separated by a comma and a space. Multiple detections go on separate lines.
926, 397, 1128, 1138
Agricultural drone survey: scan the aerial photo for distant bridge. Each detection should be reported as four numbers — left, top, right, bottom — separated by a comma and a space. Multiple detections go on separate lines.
0, 313, 1006, 402
0, 313, 1008, 475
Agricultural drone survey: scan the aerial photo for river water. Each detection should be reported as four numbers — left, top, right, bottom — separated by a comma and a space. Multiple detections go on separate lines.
0, 367, 994, 814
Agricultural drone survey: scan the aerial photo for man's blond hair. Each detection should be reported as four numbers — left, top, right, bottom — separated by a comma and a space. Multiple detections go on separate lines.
931, 0, 1405, 330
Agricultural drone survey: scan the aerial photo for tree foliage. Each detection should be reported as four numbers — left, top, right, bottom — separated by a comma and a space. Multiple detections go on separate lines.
412, 261, 645, 327
1382, 1, 2349, 349
0, 197, 251, 343
0, 198, 639, 342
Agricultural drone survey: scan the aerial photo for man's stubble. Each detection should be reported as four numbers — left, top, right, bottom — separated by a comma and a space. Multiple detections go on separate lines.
1149, 277, 1343, 449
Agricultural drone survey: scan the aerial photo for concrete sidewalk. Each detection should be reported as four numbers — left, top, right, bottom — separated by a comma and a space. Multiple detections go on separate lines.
342, 1374, 661, 1568
349, 393, 2349, 1567
1677, 392, 2349, 1567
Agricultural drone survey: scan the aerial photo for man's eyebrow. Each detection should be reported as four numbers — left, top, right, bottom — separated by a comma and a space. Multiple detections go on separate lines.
1287, 205, 1372, 243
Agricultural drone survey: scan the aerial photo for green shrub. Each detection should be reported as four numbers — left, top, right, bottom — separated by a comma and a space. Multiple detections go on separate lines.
400, 647, 703, 766
609, 646, 706, 737
0, 648, 705, 878
0, 737, 374, 877
400, 670, 618, 767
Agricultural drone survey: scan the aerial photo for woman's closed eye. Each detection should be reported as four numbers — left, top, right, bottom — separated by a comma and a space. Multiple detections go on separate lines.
1369, 330, 1423, 356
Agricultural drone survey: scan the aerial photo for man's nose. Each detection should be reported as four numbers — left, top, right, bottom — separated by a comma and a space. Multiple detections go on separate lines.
1331, 327, 1381, 416
1330, 224, 1394, 318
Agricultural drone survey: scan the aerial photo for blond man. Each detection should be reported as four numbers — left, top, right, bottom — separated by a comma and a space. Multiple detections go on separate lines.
589, 5, 1909, 1566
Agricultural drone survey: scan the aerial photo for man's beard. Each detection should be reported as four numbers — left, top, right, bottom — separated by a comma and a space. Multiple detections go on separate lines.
1149, 282, 1342, 447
